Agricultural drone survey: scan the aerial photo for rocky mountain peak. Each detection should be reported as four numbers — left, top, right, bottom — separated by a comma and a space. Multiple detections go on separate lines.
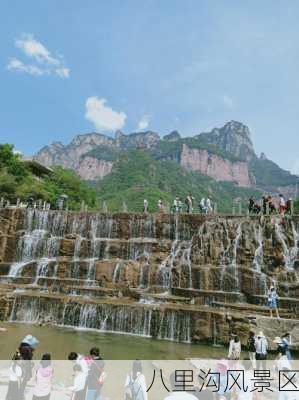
163, 130, 181, 141
222, 120, 251, 137
69, 132, 113, 148
118, 130, 160, 149
199, 121, 255, 161
115, 130, 125, 141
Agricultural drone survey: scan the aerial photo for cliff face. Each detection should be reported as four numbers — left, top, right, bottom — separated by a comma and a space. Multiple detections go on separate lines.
35, 131, 160, 180
180, 144, 252, 186
76, 157, 113, 180
33, 121, 299, 191
35, 133, 114, 169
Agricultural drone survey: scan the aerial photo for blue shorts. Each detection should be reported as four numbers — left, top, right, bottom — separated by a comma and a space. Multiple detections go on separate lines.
268, 299, 277, 309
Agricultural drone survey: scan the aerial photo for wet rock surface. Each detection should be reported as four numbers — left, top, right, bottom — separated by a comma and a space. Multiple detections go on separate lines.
0, 208, 299, 345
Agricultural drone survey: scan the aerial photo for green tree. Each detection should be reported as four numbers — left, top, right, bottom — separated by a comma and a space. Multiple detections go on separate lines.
0, 144, 28, 180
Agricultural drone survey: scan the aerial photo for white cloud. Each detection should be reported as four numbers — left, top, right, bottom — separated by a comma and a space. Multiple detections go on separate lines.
85, 96, 127, 132
16, 34, 59, 65
7, 58, 45, 76
222, 95, 234, 109
7, 33, 70, 78
137, 114, 151, 130
55, 67, 70, 78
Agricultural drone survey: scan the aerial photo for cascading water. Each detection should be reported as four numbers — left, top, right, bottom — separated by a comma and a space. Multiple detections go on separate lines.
181, 240, 193, 289
158, 310, 191, 342
252, 224, 267, 294
112, 262, 122, 283
253, 225, 263, 272
33, 258, 51, 285
10, 295, 193, 341
275, 220, 299, 270
139, 249, 150, 288
158, 240, 180, 289
229, 222, 242, 291
157, 214, 193, 289
4, 207, 299, 345
8, 210, 61, 278
219, 222, 242, 292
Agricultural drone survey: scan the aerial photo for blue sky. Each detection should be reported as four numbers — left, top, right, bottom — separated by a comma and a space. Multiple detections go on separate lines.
1, 0, 299, 173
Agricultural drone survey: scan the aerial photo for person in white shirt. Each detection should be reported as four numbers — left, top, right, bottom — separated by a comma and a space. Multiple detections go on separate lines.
70, 364, 86, 400
185, 194, 194, 214
199, 198, 206, 214
279, 194, 286, 215
228, 335, 241, 360
5, 353, 22, 400
125, 360, 147, 400
158, 199, 163, 212
255, 331, 268, 370
205, 198, 212, 214
173, 198, 179, 213
143, 199, 149, 213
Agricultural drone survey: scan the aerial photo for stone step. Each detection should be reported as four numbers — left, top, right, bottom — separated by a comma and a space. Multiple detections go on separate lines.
211, 301, 294, 318
136, 291, 191, 304
172, 287, 246, 304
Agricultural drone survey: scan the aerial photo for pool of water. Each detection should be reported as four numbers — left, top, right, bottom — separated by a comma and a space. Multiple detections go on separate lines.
0, 322, 227, 359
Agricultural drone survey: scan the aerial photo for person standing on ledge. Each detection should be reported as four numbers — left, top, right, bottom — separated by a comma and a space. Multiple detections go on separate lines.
267, 286, 280, 319
158, 199, 163, 212
206, 197, 212, 214
185, 193, 194, 214
143, 199, 149, 213
279, 194, 286, 215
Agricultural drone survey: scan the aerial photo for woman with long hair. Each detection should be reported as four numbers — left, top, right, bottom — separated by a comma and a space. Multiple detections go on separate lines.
124, 360, 147, 400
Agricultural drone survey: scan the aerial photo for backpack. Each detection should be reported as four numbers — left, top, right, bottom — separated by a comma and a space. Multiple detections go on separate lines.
125, 375, 142, 400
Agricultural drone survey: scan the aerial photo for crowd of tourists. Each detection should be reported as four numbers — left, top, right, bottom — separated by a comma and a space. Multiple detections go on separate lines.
248, 194, 293, 216
143, 194, 214, 215
6, 335, 108, 400
0, 192, 295, 217
228, 331, 292, 367
5, 330, 298, 400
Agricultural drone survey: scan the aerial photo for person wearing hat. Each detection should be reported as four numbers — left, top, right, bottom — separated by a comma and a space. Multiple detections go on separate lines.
274, 340, 292, 372
18, 335, 39, 399
255, 331, 268, 370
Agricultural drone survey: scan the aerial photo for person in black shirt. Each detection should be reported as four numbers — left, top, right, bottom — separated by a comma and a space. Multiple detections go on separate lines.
247, 331, 256, 368
86, 348, 105, 400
